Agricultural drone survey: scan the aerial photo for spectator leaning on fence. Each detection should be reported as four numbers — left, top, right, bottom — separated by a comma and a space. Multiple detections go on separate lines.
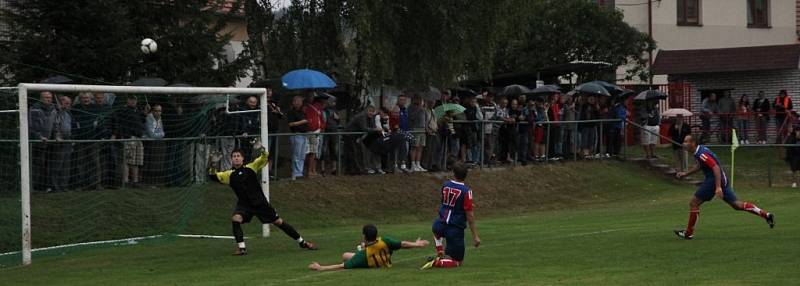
94, 93, 117, 189
287, 95, 309, 180
736, 94, 750, 145
784, 126, 800, 188
496, 97, 515, 163
342, 106, 374, 175
641, 100, 660, 160
391, 94, 411, 172
561, 95, 577, 158
753, 91, 770, 144
608, 98, 627, 157
422, 98, 440, 171
113, 94, 146, 188
774, 90, 793, 143
72, 92, 101, 190
305, 94, 328, 178
29, 91, 57, 192
321, 95, 340, 176
51, 95, 73, 192
548, 94, 562, 159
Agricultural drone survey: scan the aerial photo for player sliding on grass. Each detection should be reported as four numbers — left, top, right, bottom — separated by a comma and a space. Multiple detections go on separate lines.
209, 147, 317, 255
421, 163, 480, 269
674, 135, 775, 239
307, 224, 430, 271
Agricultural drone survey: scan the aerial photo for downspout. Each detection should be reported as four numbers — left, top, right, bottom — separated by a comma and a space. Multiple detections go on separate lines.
648, 0, 654, 84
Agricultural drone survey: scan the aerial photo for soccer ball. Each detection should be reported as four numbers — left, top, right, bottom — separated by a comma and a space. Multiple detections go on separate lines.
140, 38, 158, 54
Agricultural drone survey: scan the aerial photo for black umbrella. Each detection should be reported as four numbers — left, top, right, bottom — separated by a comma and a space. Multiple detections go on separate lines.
575, 82, 611, 97
500, 84, 532, 96
529, 85, 561, 96
131, 77, 168, 87
634, 90, 668, 101
452, 87, 477, 99
422, 86, 442, 101
586, 80, 626, 95
41, 75, 73, 84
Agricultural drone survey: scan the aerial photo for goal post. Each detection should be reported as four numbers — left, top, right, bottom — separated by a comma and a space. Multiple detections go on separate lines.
14, 83, 271, 266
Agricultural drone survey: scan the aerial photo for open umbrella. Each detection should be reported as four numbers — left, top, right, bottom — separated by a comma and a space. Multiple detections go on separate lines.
500, 84, 532, 96
434, 103, 466, 119
529, 85, 561, 96
281, 69, 336, 90
662, 108, 693, 117
453, 87, 477, 99
634, 90, 668, 101
586, 80, 626, 95
131, 77, 168, 87
41, 75, 73, 84
422, 86, 441, 101
575, 82, 611, 97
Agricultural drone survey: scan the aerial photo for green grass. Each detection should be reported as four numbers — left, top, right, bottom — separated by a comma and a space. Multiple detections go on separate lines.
1, 161, 799, 285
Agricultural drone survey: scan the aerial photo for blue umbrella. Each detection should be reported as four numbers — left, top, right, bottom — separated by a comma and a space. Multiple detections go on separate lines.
281, 69, 336, 90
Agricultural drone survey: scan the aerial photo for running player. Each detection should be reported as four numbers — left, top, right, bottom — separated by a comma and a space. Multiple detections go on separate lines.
307, 224, 429, 271
674, 135, 775, 239
209, 147, 317, 255
421, 163, 480, 269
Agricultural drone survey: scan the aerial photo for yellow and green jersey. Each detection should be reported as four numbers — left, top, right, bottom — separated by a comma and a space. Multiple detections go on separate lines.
344, 236, 402, 269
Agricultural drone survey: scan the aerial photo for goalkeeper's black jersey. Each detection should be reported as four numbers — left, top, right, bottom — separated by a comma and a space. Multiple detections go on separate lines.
209, 153, 269, 206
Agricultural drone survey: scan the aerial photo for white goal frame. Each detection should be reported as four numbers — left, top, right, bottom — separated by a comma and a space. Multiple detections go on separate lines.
16, 83, 272, 266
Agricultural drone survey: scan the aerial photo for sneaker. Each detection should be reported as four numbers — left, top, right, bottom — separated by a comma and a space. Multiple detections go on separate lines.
673, 230, 693, 240
766, 213, 775, 229
377, 169, 386, 175
301, 241, 318, 250
367, 169, 376, 175
417, 165, 427, 172
233, 247, 248, 256
793, 183, 797, 188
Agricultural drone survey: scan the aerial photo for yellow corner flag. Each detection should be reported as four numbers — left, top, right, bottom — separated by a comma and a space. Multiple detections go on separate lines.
731, 129, 739, 187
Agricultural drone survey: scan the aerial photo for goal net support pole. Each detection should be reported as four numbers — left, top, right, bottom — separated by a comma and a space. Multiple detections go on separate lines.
16, 83, 269, 265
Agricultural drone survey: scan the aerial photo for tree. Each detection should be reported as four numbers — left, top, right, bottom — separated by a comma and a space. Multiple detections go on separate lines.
0, 0, 252, 86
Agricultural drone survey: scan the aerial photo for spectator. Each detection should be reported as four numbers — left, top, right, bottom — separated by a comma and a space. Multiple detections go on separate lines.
700, 93, 718, 144
510, 98, 526, 163
785, 126, 800, 188
94, 93, 117, 189
321, 94, 340, 176
305, 94, 327, 178
143, 104, 165, 184
608, 98, 627, 157
162, 96, 189, 186
112, 94, 145, 188
641, 100, 660, 159
408, 94, 427, 172
548, 94, 562, 158
459, 95, 479, 164
718, 94, 735, 144
753, 91, 771, 144
239, 95, 261, 161
533, 99, 549, 161
343, 106, 376, 175
71, 92, 100, 190
422, 98, 441, 171
561, 95, 577, 158
736, 94, 750, 145
774, 90, 793, 143
391, 94, 411, 172
579, 96, 600, 159
480, 93, 497, 165
287, 95, 309, 180
435, 90, 451, 108
145, 104, 165, 139
439, 110, 459, 168
29, 91, 57, 192
521, 98, 536, 163
363, 108, 388, 174
496, 97, 515, 163
669, 114, 691, 173
50, 95, 73, 192
267, 89, 284, 177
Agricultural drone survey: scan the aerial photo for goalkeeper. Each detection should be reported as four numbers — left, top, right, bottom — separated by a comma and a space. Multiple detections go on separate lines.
209, 147, 317, 255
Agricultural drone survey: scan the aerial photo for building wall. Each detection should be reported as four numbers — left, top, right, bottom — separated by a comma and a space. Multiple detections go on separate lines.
677, 69, 800, 141
615, 0, 800, 84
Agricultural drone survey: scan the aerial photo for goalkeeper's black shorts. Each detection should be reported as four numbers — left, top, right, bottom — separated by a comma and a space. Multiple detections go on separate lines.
233, 202, 280, 224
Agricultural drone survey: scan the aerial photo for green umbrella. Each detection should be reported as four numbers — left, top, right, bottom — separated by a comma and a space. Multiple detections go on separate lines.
434, 103, 466, 119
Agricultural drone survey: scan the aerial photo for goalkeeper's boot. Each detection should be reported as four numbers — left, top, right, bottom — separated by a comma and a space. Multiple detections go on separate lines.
301, 241, 318, 250
233, 247, 248, 256
420, 257, 436, 270
766, 213, 775, 229
673, 230, 693, 240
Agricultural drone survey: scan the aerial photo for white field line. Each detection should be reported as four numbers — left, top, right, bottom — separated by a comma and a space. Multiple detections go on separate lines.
0, 234, 244, 257
277, 228, 630, 285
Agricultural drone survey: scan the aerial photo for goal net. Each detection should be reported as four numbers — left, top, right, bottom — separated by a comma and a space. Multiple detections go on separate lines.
0, 84, 270, 267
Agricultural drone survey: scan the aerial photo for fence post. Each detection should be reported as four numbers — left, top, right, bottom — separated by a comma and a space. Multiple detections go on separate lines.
599, 122, 604, 157
336, 133, 342, 176
480, 121, 485, 169
545, 122, 551, 163
573, 121, 578, 161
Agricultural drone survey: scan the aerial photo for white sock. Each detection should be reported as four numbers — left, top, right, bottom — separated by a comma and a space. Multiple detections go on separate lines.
296, 237, 304, 243
434, 237, 443, 247
238, 242, 246, 248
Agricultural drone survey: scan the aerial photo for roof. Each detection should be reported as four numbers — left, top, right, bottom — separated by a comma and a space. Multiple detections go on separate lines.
651, 44, 800, 75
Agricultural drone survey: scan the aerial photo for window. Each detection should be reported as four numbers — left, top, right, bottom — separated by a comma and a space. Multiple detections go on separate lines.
677, 0, 701, 26
747, 0, 770, 28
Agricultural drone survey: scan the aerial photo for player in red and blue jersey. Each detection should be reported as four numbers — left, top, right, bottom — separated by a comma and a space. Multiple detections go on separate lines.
421, 163, 481, 269
675, 135, 775, 239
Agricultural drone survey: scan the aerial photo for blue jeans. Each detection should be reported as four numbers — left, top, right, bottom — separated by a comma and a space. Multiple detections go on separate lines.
290, 135, 308, 178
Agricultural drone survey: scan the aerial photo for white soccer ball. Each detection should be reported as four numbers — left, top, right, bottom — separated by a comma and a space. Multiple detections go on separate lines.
140, 38, 158, 54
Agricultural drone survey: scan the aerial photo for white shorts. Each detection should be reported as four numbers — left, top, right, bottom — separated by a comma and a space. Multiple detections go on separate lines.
641, 125, 660, 145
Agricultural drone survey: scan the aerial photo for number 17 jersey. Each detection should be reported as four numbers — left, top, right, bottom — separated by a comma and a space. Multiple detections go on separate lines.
437, 180, 474, 229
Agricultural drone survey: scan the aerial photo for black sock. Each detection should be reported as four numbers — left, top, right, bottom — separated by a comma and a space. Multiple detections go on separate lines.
276, 222, 302, 242
232, 221, 244, 244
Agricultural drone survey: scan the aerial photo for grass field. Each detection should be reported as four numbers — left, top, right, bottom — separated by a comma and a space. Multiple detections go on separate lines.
1, 160, 799, 285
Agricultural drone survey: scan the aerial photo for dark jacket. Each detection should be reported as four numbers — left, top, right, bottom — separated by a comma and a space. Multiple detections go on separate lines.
29, 102, 57, 140
669, 122, 691, 150
112, 105, 145, 138
239, 106, 261, 134
753, 97, 771, 120
72, 103, 98, 140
